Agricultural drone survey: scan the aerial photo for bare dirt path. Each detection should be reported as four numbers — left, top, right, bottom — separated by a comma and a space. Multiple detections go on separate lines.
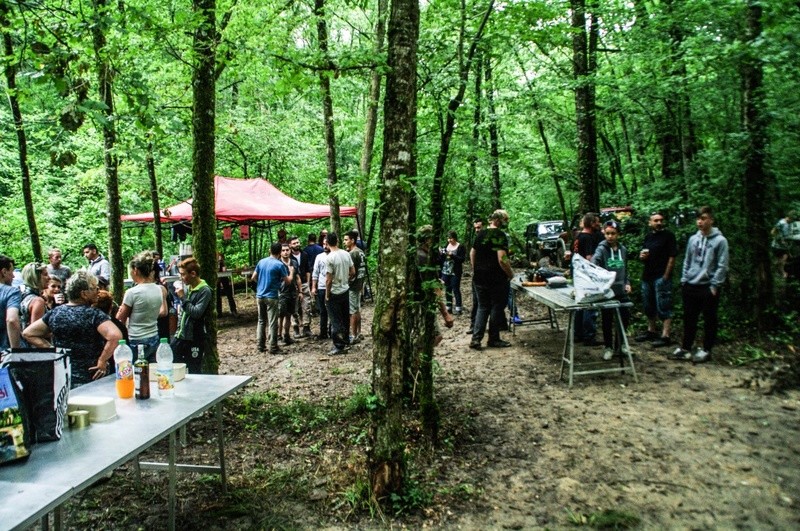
214, 279, 800, 529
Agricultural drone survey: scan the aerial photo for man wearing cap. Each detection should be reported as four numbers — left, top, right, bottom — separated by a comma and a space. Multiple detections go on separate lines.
636, 211, 677, 348
82, 243, 111, 288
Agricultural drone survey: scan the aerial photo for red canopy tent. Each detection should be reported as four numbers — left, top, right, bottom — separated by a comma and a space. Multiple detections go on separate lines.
121, 176, 357, 223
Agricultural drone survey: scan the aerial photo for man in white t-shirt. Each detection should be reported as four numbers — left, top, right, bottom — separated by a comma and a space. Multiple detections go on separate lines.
325, 233, 354, 355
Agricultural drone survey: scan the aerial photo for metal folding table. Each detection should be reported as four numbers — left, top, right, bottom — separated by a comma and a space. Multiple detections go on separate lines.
510, 279, 637, 387
0, 373, 252, 531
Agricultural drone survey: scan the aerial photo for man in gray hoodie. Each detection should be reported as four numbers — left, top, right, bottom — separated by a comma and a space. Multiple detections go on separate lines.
669, 206, 729, 363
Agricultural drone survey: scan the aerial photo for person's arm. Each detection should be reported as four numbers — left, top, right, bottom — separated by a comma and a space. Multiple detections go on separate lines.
325, 271, 333, 299
159, 285, 169, 317
181, 286, 213, 319
28, 296, 46, 325
100, 261, 111, 282
116, 303, 132, 325
710, 238, 730, 295
470, 247, 476, 269
21, 316, 49, 348
497, 249, 513, 279
90, 320, 123, 379
663, 256, 676, 281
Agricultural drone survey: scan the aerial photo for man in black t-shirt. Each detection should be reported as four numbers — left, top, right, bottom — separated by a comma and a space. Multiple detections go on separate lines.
470, 210, 514, 350
636, 211, 678, 347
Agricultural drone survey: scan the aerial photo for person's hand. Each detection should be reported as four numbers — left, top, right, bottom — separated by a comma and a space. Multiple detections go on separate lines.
90, 360, 109, 380
625, 284, 632, 294
710, 286, 718, 296
54, 293, 64, 304
176, 287, 184, 298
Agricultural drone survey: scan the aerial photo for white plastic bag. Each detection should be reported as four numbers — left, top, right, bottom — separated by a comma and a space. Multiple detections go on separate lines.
572, 254, 616, 303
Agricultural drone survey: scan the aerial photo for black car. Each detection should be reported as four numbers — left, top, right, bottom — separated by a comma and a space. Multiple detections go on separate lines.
525, 220, 568, 267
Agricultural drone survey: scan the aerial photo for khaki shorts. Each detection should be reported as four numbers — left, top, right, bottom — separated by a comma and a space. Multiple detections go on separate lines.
349, 290, 362, 314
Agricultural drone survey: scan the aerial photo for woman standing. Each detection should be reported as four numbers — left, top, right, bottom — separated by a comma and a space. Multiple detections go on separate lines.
116, 251, 167, 362
591, 221, 632, 361
441, 231, 466, 315
19, 262, 49, 345
22, 270, 122, 387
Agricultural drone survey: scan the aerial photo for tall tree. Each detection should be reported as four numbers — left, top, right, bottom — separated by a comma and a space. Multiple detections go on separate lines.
369, 0, 419, 501
315, 0, 342, 235
741, 0, 774, 324
191, 0, 219, 373
484, 52, 501, 210
357, 0, 388, 236
1, 2, 42, 262
571, 0, 598, 213
91, 0, 123, 300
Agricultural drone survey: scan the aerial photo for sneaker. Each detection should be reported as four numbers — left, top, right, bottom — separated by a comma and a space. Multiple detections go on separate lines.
512, 316, 523, 325
328, 347, 346, 355
466, 328, 474, 335
635, 331, 658, 343
668, 347, 692, 361
302, 326, 313, 338
283, 337, 294, 346
349, 335, 361, 345
454, 307, 463, 315
487, 339, 512, 348
692, 349, 711, 364
651, 336, 671, 348
269, 347, 281, 355
469, 341, 482, 350
602, 347, 614, 361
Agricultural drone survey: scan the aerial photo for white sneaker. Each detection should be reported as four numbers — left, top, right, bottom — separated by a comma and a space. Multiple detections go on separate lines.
602, 348, 614, 361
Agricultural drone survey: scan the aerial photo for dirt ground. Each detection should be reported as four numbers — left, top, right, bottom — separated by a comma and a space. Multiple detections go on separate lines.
64, 277, 800, 530
207, 278, 800, 529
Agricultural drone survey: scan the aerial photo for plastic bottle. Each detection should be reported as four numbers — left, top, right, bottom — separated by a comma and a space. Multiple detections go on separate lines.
134, 344, 150, 400
114, 340, 134, 399
156, 338, 174, 398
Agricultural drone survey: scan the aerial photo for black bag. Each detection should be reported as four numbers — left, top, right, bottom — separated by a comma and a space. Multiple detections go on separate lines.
0, 348, 71, 443
0, 366, 32, 464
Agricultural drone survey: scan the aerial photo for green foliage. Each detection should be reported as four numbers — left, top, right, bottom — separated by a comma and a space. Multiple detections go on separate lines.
566, 507, 642, 529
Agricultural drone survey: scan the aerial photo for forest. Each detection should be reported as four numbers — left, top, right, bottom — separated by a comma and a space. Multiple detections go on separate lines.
2, 0, 800, 523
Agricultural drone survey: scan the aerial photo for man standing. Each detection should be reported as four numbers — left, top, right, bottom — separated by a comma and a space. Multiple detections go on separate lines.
290, 235, 312, 338
82, 243, 111, 288
772, 210, 795, 279
46, 248, 72, 284
670, 206, 729, 364
467, 217, 484, 334
252, 242, 291, 355
0, 255, 22, 350
470, 209, 514, 350
325, 233, 354, 355
636, 211, 678, 347
311, 237, 331, 339
172, 257, 212, 374
573, 213, 602, 346
344, 230, 367, 343
278, 243, 301, 345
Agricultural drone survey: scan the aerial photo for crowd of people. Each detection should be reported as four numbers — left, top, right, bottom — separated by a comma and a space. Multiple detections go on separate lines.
0, 244, 212, 388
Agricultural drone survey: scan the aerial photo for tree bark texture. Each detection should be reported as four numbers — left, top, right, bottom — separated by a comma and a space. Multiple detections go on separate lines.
485, 53, 501, 211
191, 0, 219, 373
91, 0, 123, 302
571, 0, 599, 213
357, 0, 388, 230
465, 55, 482, 246
369, 0, 420, 501
315, 0, 341, 236
1, 5, 42, 262
741, 0, 774, 323
146, 139, 164, 258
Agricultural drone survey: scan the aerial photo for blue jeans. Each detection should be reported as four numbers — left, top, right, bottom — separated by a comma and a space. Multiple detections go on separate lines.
442, 274, 462, 309
641, 277, 673, 320
472, 282, 510, 343
129, 334, 159, 363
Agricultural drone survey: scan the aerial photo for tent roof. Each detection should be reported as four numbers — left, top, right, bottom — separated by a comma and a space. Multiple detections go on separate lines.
121, 176, 357, 223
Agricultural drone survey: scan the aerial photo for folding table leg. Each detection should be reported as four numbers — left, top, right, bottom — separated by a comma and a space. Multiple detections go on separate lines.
216, 403, 228, 494
615, 307, 638, 383
560, 311, 575, 384
169, 431, 176, 531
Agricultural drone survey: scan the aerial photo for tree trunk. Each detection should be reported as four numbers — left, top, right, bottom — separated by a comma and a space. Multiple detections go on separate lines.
571, 0, 599, 213
191, 0, 219, 374
465, 55, 482, 245
146, 138, 164, 258
1, 5, 42, 262
315, 0, 341, 236
484, 53, 501, 210
91, 0, 123, 302
369, 0, 420, 501
741, 0, 774, 325
357, 0, 388, 230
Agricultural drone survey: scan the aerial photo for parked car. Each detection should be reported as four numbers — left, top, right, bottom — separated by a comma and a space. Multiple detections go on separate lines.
525, 220, 568, 267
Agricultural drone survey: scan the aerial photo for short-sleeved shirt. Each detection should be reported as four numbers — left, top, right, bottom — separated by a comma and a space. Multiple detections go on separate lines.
326, 250, 353, 295
122, 283, 163, 339
642, 229, 678, 281
0, 284, 22, 350
280, 257, 300, 296
472, 228, 509, 286
42, 304, 109, 387
348, 247, 366, 292
47, 265, 72, 284
575, 230, 602, 259
255, 257, 288, 299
